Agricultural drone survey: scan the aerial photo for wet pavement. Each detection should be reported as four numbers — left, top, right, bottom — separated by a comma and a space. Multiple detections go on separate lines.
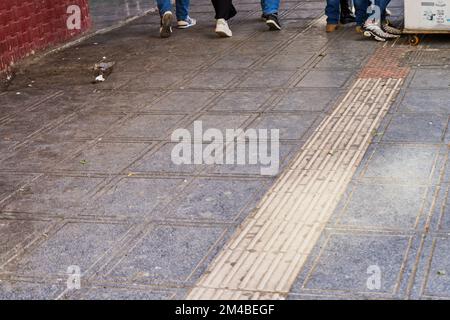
1, 0, 450, 300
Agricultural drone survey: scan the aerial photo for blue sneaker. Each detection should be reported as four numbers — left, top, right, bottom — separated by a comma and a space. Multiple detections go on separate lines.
177, 16, 197, 29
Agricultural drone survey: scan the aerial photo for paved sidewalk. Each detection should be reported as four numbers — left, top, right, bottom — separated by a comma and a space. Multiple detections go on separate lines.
0, 0, 449, 300
89, 0, 156, 30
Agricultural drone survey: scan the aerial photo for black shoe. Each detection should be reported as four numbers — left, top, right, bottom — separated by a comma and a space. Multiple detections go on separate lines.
266, 13, 281, 30
261, 13, 268, 21
340, 14, 356, 24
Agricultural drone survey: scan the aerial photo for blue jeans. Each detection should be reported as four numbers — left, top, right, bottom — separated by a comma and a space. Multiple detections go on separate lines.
325, 0, 374, 26
362, 0, 390, 24
261, 0, 280, 15
156, 0, 190, 20
355, 0, 369, 25
325, 0, 339, 24
374, 0, 390, 21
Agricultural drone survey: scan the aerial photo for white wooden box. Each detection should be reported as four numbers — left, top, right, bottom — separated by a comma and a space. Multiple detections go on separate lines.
404, 0, 450, 31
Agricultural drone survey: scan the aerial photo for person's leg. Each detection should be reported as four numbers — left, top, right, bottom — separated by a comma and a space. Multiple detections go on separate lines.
156, 0, 172, 15
362, 0, 399, 41
376, 0, 390, 22
211, 0, 237, 20
353, 0, 369, 26
211, 0, 236, 37
261, 0, 281, 30
367, 0, 389, 23
156, 0, 173, 38
176, 0, 196, 28
340, 0, 356, 24
175, 0, 189, 21
261, 0, 280, 15
340, 0, 352, 16
325, 0, 340, 31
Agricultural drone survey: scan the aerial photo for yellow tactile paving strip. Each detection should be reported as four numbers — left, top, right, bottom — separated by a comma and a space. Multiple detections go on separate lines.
187, 78, 403, 300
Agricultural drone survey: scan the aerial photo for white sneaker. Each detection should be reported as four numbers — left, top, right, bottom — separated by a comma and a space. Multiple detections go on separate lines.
363, 22, 399, 42
177, 16, 197, 29
215, 19, 232, 38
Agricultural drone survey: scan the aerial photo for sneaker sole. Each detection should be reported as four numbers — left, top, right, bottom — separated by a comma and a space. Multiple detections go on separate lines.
160, 13, 173, 38
266, 19, 281, 30
363, 30, 387, 42
177, 21, 196, 29
215, 29, 232, 37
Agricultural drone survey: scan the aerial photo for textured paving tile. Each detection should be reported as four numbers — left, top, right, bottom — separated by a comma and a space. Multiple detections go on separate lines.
296, 234, 411, 293
409, 69, 450, 89
235, 41, 283, 56
168, 178, 263, 222
422, 237, 450, 298
44, 112, 125, 140
186, 71, 241, 89
382, 114, 446, 143
88, 177, 183, 218
144, 91, 215, 112
211, 55, 259, 69
260, 53, 314, 70
0, 219, 51, 260
362, 144, 438, 181
89, 91, 161, 113
0, 141, 84, 171
209, 143, 296, 176
282, 38, 329, 54
238, 70, 296, 88
0, 174, 31, 201
108, 114, 186, 140
130, 143, 201, 174
252, 113, 318, 140
5, 222, 130, 276
335, 183, 427, 230
209, 91, 272, 112
435, 185, 450, 232
0, 280, 64, 300
272, 88, 339, 112
64, 286, 178, 300
297, 70, 352, 88
156, 55, 212, 70
0, 90, 58, 114
107, 225, 225, 285
189, 114, 251, 134
314, 53, 366, 70
122, 71, 186, 90
398, 89, 450, 114
0, 117, 48, 141
59, 142, 151, 173
0, 140, 16, 159
1, 176, 103, 215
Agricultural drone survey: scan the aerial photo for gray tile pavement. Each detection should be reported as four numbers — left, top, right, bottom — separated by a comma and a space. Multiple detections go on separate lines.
1, 0, 449, 300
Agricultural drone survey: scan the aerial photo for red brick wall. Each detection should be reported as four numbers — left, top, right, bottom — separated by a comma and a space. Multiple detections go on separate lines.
0, 0, 91, 71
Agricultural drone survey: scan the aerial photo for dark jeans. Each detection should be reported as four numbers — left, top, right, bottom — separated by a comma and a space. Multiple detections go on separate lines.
211, 0, 280, 20
211, 0, 237, 20
326, 0, 369, 25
